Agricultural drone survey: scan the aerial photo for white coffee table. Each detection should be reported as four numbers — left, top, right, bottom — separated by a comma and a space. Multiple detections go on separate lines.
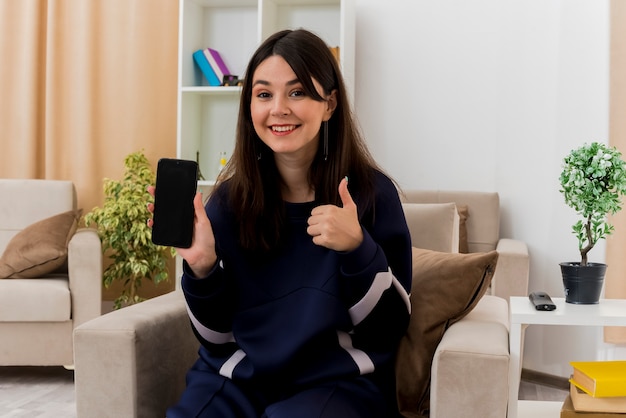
508, 297, 626, 418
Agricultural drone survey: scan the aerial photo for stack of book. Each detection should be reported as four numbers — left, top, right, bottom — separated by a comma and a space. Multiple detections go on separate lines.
192, 47, 233, 86
560, 361, 626, 417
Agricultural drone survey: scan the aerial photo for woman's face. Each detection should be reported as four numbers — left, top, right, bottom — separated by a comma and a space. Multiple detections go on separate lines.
250, 55, 336, 162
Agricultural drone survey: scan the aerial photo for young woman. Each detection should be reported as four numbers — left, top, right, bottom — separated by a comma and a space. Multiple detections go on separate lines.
158, 29, 412, 418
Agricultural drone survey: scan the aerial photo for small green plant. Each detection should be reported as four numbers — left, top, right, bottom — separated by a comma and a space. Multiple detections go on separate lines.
84, 151, 172, 309
559, 142, 626, 266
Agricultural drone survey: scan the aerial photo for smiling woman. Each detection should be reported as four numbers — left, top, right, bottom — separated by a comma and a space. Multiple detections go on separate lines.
161, 29, 413, 418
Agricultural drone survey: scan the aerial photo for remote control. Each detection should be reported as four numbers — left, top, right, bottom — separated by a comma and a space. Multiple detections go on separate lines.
529, 291, 556, 311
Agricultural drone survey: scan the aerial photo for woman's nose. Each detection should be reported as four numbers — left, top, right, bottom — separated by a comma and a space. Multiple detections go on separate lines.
270, 96, 291, 116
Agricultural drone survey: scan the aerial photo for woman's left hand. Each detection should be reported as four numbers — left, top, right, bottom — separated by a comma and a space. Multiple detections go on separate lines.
307, 177, 363, 252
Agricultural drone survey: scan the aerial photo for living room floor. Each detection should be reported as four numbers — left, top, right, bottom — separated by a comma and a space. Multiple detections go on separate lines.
0, 366, 569, 417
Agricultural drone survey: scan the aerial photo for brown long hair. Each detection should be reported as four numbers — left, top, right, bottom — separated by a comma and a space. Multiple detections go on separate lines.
216, 29, 381, 253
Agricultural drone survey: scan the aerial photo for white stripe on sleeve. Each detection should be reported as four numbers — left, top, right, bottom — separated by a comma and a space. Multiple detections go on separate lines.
337, 331, 375, 375
219, 349, 246, 379
347, 269, 393, 326
185, 302, 235, 345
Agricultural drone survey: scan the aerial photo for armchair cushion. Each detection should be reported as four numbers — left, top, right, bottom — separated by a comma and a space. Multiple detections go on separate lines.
395, 248, 498, 418
0, 209, 81, 279
402, 203, 460, 253
0, 278, 70, 321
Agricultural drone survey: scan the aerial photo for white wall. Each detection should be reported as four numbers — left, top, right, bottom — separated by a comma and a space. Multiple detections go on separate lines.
354, 0, 625, 377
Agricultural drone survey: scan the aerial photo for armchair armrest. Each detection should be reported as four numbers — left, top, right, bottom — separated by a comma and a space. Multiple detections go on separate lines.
430, 295, 509, 418
74, 291, 199, 418
68, 228, 103, 327
491, 238, 529, 300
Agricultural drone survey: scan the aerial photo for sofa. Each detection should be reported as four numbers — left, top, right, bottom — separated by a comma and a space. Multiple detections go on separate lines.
73, 189, 529, 418
0, 179, 102, 366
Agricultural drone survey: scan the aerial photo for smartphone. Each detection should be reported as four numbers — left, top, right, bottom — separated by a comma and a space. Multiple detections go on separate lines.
151, 158, 198, 248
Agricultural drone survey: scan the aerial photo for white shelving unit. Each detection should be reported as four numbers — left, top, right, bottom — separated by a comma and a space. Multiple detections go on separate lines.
176, 0, 355, 186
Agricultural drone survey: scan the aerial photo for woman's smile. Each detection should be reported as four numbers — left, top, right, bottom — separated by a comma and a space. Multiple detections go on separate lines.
271, 124, 299, 135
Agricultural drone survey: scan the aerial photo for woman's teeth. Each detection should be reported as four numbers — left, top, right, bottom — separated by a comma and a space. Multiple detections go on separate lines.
272, 125, 296, 132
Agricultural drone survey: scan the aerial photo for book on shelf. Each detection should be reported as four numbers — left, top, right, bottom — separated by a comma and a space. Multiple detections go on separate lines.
570, 361, 626, 398
569, 381, 626, 413
329, 46, 340, 65
192, 49, 220, 86
203, 48, 231, 85
561, 395, 626, 417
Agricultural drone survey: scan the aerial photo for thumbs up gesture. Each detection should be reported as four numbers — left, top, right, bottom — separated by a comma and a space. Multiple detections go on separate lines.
307, 177, 363, 251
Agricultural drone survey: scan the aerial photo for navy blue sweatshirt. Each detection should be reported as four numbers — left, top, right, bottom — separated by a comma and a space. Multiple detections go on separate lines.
181, 171, 412, 395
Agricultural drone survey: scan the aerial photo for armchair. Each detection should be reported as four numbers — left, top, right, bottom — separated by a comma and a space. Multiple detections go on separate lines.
74, 190, 529, 418
400, 190, 529, 417
0, 179, 102, 366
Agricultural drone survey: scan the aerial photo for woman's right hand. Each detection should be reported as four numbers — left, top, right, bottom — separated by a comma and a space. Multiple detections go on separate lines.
147, 186, 217, 278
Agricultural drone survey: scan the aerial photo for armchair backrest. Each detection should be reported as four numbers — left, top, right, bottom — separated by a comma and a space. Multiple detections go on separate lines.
0, 179, 76, 254
401, 190, 500, 254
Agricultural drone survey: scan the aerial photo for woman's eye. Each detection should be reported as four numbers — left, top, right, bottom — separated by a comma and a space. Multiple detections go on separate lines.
256, 92, 271, 99
290, 90, 305, 98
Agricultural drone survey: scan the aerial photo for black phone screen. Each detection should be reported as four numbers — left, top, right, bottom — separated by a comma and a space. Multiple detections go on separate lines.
151, 158, 198, 248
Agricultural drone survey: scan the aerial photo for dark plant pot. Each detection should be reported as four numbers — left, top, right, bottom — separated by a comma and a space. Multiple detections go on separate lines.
560, 262, 606, 304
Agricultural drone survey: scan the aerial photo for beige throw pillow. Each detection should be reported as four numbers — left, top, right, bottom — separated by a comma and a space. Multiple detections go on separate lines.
395, 247, 498, 418
402, 203, 460, 253
0, 209, 82, 279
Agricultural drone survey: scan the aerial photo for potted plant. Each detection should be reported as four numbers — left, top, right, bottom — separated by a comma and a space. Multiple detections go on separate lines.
84, 151, 173, 309
559, 142, 626, 304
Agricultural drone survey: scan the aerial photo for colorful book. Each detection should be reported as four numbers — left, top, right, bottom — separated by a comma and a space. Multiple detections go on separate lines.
570, 381, 626, 413
570, 361, 626, 398
203, 48, 231, 85
329, 46, 340, 64
192, 50, 220, 86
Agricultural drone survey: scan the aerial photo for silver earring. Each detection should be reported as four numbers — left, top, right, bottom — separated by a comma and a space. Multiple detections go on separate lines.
323, 121, 329, 161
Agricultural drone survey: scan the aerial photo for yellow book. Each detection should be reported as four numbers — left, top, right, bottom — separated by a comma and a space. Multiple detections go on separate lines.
570, 361, 626, 398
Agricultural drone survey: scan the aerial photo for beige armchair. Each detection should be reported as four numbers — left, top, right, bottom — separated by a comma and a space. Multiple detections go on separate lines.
400, 190, 529, 417
74, 190, 529, 418
0, 179, 102, 366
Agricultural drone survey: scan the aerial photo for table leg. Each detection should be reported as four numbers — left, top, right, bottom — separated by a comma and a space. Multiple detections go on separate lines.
508, 322, 523, 418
